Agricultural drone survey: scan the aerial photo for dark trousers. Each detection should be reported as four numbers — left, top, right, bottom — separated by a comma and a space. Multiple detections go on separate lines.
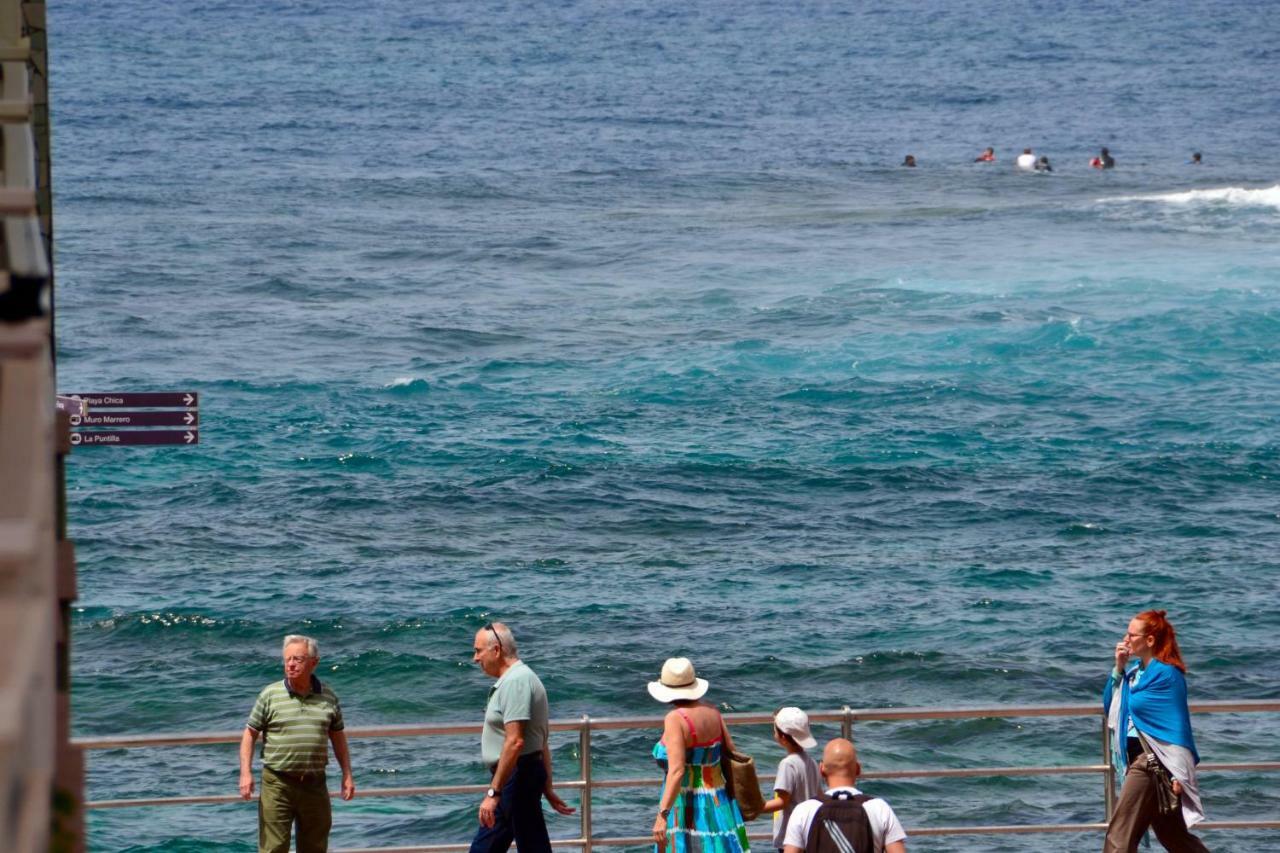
259, 766, 331, 853
469, 753, 552, 853
1103, 753, 1210, 853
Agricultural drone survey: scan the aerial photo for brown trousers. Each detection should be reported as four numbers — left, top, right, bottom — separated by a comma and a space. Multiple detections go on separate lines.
1103, 754, 1210, 853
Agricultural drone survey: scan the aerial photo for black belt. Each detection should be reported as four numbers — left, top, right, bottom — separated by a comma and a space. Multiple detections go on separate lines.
487, 752, 543, 775
266, 766, 326, 785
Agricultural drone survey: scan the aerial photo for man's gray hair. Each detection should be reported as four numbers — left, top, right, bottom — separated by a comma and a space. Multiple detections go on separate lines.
283, 634, 320, 659
485, 622, 518, 659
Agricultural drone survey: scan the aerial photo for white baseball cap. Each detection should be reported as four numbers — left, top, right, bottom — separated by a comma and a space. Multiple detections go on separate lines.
774, 706, 817, 749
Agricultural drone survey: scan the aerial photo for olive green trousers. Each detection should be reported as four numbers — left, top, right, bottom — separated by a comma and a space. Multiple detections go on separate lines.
259, 766, 331, 853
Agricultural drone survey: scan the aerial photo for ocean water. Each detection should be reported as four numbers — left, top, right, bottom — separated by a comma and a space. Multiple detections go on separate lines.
51, 0, 1280, 850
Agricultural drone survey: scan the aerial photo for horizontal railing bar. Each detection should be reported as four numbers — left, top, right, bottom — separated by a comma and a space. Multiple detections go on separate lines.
75, 730, 243, 749
336, 841, 589, 853
331, 819, 1280, 852
72, 699, 1280, 750
86, 780, 592, 809
907, 823, 1108, 836
864, 764, 1111, 779
336, 843, 590, 853
89, 794, 245, 809
83, 759, 1279, 810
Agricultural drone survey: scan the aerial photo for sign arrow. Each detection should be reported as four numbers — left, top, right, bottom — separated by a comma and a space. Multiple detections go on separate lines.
65, 392, 199, 409
71, 411, 199, 428
70, 430, 200, 447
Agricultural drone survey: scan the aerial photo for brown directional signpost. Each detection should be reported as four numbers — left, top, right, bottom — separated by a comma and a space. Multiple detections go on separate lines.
63, 392, 200, 447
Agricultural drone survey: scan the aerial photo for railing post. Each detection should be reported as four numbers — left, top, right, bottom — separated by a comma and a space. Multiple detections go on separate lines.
841, 706, 853, 741
579, 715, 592, 853
1102, 714, 1115, 821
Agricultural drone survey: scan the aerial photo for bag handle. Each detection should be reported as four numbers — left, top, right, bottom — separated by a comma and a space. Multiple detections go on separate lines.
718, 714, 738, 802
1134, 728, 1181, 814
1134, 729, 1159, 768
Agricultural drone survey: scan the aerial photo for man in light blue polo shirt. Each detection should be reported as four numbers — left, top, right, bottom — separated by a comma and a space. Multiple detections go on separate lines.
469, 622, 575, 853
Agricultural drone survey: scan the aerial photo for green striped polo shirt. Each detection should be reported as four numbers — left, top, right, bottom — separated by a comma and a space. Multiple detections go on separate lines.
247, 676, 345, 774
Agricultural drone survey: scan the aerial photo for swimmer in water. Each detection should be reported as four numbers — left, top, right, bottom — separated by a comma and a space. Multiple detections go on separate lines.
1015, 148, 1036, 170
1091, 147, 1115, 169
1189, 152, 1203, 165
902, 154, 917, 167
975, 147, 995, 162
1035, 155, 1052, 172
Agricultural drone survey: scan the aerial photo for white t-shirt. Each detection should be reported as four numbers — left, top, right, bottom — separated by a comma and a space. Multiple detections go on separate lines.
772, 751, 824, 848
782, 786, 907, 852
1015, 152, 1036, 170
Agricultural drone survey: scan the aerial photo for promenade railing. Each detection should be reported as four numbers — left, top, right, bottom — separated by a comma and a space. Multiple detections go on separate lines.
73, 700, 1280, 852
72, 696, 1280, 845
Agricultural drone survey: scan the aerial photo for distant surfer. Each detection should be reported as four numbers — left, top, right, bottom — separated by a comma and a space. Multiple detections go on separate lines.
1015, 148, 1036, 170
1035, 155, 1053, 172
1188, 152, 1203, 165
975, 147, 996, 162
902, 154, 917, 167
1090, 147, 1115, 169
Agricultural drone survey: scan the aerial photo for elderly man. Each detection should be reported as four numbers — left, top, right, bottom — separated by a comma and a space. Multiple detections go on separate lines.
239, 635, 355, 853
783, 738, 907, 853
470, 622, 575, 853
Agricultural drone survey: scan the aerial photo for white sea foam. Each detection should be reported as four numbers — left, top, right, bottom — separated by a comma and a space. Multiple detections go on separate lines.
385, 376, 418, 387
1102, 184, 1280, 208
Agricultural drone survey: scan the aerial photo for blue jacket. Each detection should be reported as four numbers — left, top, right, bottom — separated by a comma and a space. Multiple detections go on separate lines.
1102, 658, 1199, 768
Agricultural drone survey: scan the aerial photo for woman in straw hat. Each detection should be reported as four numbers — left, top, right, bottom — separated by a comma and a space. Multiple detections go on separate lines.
649, 658, 751, 853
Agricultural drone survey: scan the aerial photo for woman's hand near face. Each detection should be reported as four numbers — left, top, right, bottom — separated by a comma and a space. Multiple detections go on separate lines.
1114, 639, 1130, 673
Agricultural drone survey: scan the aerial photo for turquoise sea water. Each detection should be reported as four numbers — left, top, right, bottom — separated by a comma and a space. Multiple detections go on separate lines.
53, 0, 1280, 849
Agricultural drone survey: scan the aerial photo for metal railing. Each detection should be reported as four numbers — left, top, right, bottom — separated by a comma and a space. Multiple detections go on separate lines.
72, 700, 1280, 851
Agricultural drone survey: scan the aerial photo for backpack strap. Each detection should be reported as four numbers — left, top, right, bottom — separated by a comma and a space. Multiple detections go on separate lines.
805, 792, 875, 853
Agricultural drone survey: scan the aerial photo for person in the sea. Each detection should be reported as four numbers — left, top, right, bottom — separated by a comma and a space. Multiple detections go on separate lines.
760, 707, 823, 852
975, 147, 996, 162
1035, 155, 1053, 172
239, 634, 355, 853
902, 154, 917, 167
1016, 148, 1037, 170
1188, 152, 1203, 165
649, 657, 751, 853
1091, 147, 1116, 169
781, 738, 907, 853
470, 622, 575, 853
1102, 610, 1209, 853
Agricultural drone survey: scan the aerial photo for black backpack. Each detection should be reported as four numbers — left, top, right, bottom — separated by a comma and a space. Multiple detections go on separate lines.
803, 791, 875, 853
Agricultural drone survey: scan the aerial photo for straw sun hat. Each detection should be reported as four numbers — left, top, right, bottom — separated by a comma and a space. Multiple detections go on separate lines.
647, 657, 709, 703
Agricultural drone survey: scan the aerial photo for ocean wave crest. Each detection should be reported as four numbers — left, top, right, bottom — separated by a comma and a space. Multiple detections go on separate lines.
1103, 184, 1280, 208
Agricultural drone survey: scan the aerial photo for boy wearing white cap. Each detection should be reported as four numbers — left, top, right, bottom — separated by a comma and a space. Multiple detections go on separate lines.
762, 707, 823, 851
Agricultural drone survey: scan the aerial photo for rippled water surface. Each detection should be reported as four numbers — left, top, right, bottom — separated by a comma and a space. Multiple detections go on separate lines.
53, 0, 1280, 849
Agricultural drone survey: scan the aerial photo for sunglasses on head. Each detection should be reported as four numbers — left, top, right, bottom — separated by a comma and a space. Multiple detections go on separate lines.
484, 622, 504, 655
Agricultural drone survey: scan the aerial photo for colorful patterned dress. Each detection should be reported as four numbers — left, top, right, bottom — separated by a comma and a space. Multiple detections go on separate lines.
652, 708, 751, 853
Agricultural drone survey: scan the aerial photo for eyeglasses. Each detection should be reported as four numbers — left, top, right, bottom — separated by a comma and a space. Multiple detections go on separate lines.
285, 655, 313, 664
484, 623, 505, 655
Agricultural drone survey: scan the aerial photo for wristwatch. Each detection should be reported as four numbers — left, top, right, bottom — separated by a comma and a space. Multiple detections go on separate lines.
486, 787, 498, 799
659, 807, 671, 819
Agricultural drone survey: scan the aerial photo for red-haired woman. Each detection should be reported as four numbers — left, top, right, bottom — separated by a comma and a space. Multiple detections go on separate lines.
1102, 610, 1209, 852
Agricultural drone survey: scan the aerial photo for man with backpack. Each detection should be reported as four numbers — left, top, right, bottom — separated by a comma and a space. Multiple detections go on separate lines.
781, 738, 907, 853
